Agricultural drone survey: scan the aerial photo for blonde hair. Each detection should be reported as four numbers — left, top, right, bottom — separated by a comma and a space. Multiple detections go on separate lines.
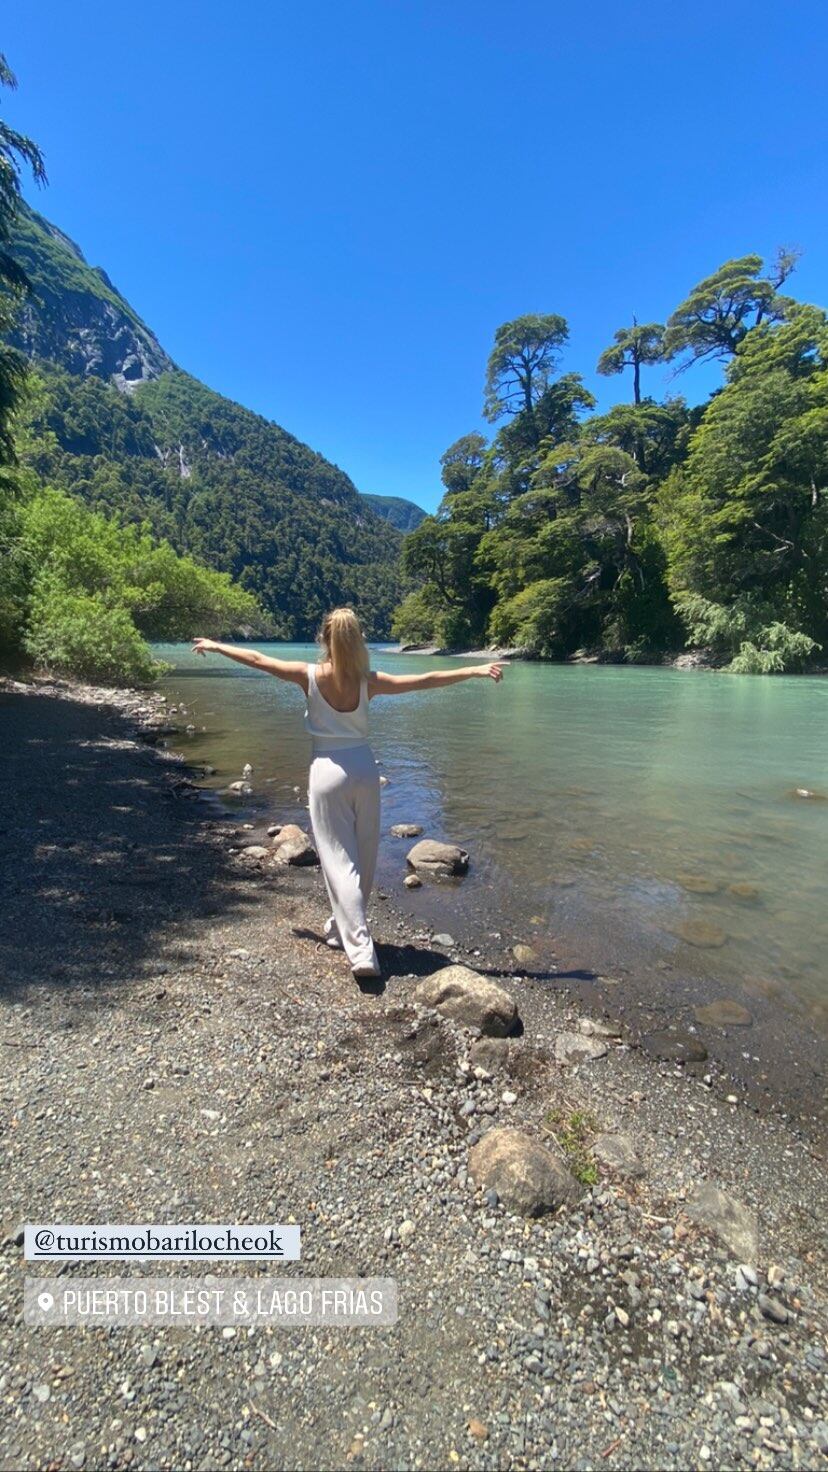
318, 607, 370, 682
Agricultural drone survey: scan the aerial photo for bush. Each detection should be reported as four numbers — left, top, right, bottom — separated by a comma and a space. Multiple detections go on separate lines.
1, 484, 266, 685
24, 585, 163, 684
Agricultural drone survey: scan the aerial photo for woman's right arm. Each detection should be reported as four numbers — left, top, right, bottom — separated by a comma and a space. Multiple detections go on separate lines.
192, 639, 308, 689
370, 663, 503, 696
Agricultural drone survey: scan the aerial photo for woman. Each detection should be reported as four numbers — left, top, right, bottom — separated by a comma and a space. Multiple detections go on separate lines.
193, 608, 503, 980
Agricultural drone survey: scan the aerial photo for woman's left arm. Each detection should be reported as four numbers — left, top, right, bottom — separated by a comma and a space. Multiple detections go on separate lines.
192, 639, 308, 689
369, 663, 503, 696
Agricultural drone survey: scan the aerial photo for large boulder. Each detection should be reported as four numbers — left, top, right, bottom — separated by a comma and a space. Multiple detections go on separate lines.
270, 824, 318, 866
414, 965, 518, 1036
469, 1127, 578, 1217
406, 839, 469, 879
686, 1182, 759, 1261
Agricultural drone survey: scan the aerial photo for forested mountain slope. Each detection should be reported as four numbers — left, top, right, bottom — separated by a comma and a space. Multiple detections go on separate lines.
9, 202, 421, 636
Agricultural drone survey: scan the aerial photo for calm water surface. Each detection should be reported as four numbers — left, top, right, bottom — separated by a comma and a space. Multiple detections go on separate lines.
156, 645, 827, 1032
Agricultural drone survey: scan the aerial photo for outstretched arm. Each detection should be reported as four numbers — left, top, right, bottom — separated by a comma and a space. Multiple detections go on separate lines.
192, 639, 308, 690
369, 663, 503, 696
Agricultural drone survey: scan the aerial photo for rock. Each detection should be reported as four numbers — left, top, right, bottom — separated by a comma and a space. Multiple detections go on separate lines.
227, 780, 252, 795
236, 845, 269, 862
32, 1383, 50, 1403
578, 1016, 621, 1039
390, 823, 423, 838
735, 1264, 759, 1291
694, 999, 753, 1028
686, 1183, 759, 1261
414, 966, 518, 1037
270, 824, 318, 866
592, 1133, 644, 1178
501, 1090, 518, 1105
469, 1037, 512, 1074
758, 1293, 789, 1324
468, 1127, 578, 1217
642, 1030, 708, 1063
673, 919, 728, 948
467, 1419, 489, 1443
397, 1219, 416, 1244
554, 1031, 607, 1065
406, 839, 470, 879
403, 874, 422, 888
267, 824, 281, 837
512, 943, 538, 966
676, 873, 721, 895
727, 882, 760, 901
432, 933, 456, 948
792, 787, 826, 800
242, 763, 253, 779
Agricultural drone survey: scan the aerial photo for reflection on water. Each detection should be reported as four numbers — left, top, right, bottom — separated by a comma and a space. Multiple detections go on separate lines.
156, 644, 828, 1030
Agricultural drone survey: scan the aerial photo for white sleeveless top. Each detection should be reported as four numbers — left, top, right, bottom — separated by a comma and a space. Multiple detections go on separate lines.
304, 664, 371, 752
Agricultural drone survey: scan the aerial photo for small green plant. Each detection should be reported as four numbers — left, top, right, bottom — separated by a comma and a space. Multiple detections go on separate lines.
543, 1107, 599, 1185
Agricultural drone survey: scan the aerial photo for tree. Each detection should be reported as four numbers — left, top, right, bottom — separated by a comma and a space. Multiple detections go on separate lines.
483, 314, 569, 443
659, 305, 828, 668
439, 433, 488, 495
597, 319, 664, 403
662, 251, 799, 370
0, 54, 46, 464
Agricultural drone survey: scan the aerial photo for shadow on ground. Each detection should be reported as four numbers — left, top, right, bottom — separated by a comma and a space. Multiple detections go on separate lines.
0, 690, 281, 997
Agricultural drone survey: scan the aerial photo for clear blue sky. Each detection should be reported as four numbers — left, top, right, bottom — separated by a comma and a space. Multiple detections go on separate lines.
4, 1, 827, 512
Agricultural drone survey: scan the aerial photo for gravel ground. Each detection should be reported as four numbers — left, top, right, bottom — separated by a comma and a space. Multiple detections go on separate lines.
1, 677, 826, 1472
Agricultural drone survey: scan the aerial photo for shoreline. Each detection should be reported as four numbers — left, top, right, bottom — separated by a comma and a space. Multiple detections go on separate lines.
2, 673, 827, 1470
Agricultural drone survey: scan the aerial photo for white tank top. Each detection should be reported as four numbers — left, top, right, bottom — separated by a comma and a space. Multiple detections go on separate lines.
304, 663, 371, 752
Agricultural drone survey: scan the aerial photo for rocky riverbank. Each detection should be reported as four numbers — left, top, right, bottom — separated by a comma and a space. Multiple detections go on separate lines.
1, 675, 827, 1472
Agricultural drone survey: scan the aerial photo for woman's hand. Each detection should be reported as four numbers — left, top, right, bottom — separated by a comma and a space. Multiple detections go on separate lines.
192, 637, 218, 657
476, 662, 504, 682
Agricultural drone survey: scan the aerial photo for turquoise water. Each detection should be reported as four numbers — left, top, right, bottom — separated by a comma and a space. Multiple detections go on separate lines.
156, 645, 828, 1030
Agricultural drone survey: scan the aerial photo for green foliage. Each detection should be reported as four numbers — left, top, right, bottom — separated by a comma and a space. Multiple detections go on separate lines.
673, 593, 818, 673
597, 320, 664, 404
484, 314, 569, 432
18, 364, 405, 639
0, 56, 46, 463
4, 484, 264, 683
543, 1108, 599, 1186
395, 274, 826, 673
662, 250, 799, 368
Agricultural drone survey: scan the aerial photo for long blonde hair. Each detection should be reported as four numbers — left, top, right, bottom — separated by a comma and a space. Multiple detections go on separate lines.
318, 607, 370, 682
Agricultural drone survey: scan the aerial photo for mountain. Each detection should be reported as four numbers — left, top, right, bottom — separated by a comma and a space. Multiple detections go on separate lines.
362, 493, 426, 532
8, 202, 423, 637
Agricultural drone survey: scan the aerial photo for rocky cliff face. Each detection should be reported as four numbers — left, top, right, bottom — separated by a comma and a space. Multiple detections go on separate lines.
8, 205, 174, 390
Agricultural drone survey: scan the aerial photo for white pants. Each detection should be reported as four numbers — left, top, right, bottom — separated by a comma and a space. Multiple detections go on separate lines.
308, 744, 381, 971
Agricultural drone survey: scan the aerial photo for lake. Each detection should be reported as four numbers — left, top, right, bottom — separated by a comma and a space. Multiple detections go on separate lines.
156, 644, 828, 1039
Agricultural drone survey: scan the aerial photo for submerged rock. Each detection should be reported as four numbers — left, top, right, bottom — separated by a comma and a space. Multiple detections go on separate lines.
676, 873, 721, 895
694, 999, 753, 1028
414, 965, 517, 1036
686, 1182, 759, 1261
642, 1030, 708, 1063
406, 839, 470, 879
390, 822, 423, 838
673, 919, 728, 948
512, 943, 539, 966
727, 881, 760, 901
468, 1127, 578, 1217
